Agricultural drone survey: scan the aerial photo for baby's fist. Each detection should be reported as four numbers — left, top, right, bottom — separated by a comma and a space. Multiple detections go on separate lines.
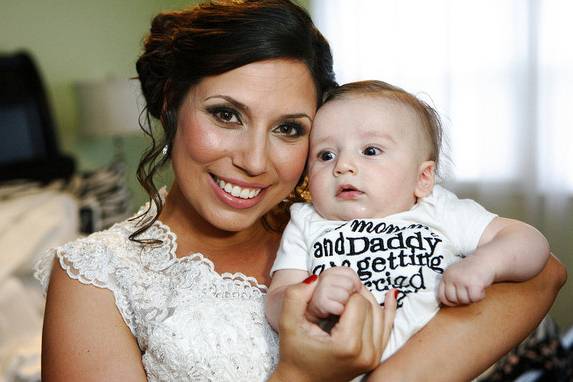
439, 256, 495, 306
307, 267, 362, 319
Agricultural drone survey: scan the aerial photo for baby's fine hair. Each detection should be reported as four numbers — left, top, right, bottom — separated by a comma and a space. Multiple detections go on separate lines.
324, 80, 443, 171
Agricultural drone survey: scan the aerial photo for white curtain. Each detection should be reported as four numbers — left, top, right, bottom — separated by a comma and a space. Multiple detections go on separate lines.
311, 0, 572, 326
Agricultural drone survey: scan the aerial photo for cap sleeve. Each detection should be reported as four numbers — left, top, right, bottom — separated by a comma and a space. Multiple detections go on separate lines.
34, 229, 136, 334
433, 186, 497, 254
270, 203, 314, 275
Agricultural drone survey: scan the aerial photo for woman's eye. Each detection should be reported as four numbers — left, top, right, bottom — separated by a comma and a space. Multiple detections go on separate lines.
208, 107, 241, 124
363, 146, 382, 156
273, 122, 305, 138
318, 151, 336, 161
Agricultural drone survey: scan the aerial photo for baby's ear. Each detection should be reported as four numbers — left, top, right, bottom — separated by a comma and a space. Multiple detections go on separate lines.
415, 161, 435, 198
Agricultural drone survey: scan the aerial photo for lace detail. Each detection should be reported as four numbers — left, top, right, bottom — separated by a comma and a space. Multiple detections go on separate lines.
34, 209, 279, 381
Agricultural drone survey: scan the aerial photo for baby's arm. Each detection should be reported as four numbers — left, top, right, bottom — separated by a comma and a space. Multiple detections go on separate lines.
440, 217, 550, 305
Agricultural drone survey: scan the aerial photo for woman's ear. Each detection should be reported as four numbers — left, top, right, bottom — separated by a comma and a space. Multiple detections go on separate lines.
415, 161, 435, 198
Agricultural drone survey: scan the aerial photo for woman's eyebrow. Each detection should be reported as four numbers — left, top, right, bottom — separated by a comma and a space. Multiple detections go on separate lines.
283, 113, 313, 122
204, 95, 249, 113
204, 95, 312, 122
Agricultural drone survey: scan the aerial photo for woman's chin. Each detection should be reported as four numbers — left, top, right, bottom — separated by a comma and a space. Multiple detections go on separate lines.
205, 208, 266, 233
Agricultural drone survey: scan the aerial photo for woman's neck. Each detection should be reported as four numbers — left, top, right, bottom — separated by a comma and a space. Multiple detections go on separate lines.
158, 182, 280, 284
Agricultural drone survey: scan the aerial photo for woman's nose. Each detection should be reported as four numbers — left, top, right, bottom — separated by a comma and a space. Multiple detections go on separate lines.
233, 130, 268, 176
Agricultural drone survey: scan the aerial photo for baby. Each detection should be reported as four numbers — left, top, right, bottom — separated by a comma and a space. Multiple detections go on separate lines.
265, 80, 550, 371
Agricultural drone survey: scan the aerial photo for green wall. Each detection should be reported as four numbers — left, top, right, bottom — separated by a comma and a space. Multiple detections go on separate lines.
0, 0, 194, 207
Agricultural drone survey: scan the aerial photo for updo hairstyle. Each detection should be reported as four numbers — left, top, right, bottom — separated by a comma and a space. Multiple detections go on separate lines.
132, 0, 336, 241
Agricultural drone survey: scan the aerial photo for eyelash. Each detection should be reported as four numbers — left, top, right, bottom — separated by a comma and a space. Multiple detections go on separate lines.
316, 146, 382, 161
206, 106, 242, 125
317, 150, 336, 161
363, 146, 382, 156
207, 106, 306, 138
273, 121, 306, 138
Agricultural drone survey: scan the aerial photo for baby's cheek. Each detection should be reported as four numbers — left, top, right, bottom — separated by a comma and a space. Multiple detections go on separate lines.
309, 185, 330, 217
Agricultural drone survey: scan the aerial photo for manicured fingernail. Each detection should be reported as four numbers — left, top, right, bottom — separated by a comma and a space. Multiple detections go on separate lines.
303, 274, 318, 284
393, 289, 399, 299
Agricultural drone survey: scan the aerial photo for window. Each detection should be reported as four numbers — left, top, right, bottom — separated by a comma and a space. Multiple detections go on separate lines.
311, 0, 573, 191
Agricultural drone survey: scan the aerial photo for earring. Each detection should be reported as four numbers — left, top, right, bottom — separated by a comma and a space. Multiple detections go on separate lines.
161, 145, 168, 156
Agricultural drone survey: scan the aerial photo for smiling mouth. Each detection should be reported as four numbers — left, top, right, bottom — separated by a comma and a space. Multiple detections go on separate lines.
211, 174, 263, 200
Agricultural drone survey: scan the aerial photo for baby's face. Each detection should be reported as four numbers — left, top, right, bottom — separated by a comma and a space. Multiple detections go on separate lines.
308, 96, 430, 221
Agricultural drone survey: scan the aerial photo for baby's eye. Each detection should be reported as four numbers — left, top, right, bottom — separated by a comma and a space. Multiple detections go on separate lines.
318, 150, 336, 161
208, 107, 242, 124
363, 146, 382, 156
273, 122, 305, 138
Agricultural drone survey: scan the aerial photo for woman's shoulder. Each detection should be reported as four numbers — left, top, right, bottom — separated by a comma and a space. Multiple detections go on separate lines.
35, 220, 133, 290
34, 214, 176, 335
34, 211, 176, 292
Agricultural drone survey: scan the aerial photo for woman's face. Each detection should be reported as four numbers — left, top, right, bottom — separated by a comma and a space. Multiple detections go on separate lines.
171, 59, 317, 232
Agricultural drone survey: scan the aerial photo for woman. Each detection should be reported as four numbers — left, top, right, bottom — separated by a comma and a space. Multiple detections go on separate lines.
37, 1, 566, 381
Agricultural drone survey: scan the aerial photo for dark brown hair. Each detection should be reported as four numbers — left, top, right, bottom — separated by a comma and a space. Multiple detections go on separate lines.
131, 0, 336, 242
323, 80, 443, 171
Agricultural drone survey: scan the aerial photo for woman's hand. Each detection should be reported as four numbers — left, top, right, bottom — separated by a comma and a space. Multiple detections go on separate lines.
270, 277, 397, 382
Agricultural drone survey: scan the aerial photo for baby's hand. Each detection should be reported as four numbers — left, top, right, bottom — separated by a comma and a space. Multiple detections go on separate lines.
439, 255, 496, 306
307, 267, 363, 321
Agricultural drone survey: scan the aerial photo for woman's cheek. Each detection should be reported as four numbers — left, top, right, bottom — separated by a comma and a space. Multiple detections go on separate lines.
181, 121, 230, 164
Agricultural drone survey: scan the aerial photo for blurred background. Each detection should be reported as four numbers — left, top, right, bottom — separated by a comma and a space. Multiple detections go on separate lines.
0, 0, 571, 380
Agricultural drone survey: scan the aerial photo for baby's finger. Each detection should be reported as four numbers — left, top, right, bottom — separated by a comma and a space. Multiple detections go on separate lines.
329, 285, 355, 304
318, 299, 345, 316
455, 286, 470, 305
328, 268, 363, 292
468, 285, 486, 303
438, 282, 448, 306
443, 283, 459, 306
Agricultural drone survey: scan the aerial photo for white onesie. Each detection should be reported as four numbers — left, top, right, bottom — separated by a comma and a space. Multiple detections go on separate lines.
271, 185, 496, 359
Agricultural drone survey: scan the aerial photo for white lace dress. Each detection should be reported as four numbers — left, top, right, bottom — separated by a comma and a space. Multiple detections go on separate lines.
35, 212, 280, 381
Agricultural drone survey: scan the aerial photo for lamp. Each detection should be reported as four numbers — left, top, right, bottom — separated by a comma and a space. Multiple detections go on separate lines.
75, 77, 144, 160
74, 77, 146, 232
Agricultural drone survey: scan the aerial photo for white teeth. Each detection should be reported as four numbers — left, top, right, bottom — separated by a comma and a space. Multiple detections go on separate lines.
231, 185, 241, 197
214, 176, 262, 200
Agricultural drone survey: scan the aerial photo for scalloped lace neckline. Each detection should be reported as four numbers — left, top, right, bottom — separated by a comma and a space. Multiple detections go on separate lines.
147, 217, 270, 293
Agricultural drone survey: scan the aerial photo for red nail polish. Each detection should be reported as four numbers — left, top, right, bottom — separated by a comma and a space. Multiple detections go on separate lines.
393, 289, 399, 299
303, 274, 318, 284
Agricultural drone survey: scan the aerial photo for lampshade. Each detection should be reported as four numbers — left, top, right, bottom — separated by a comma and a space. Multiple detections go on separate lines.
76, 77, 145, 136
